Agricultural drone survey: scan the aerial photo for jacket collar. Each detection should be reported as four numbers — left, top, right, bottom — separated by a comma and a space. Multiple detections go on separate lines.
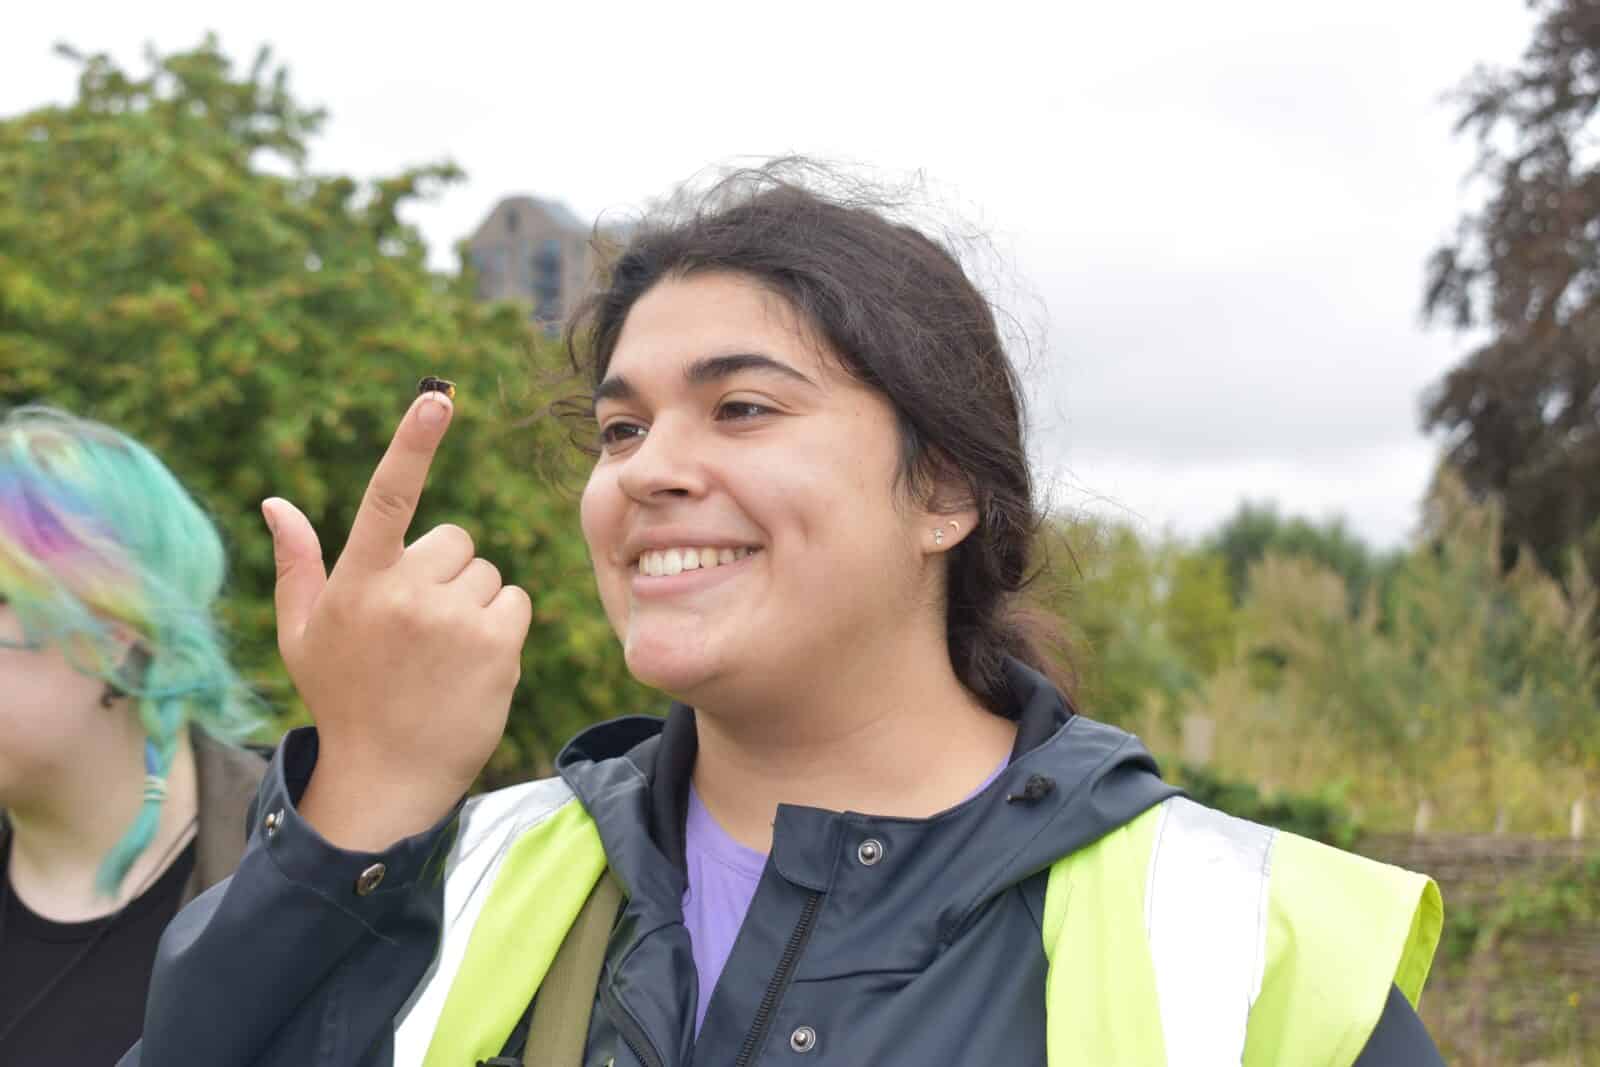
557, 659, 1173, 924
640, 659, 1075, 874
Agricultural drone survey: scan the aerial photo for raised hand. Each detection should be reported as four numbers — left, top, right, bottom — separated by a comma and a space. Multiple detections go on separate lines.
263, 389, 533, 850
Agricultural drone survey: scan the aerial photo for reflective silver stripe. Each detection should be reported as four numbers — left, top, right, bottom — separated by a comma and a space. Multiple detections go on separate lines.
391, 776, 578, 1066
1144, 796, 1277, 1066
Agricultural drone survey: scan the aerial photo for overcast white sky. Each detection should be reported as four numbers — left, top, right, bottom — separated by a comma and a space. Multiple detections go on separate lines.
2, 2, 1536, 548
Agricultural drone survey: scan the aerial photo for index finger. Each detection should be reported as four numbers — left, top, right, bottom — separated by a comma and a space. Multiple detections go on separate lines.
340, 391, 455, 574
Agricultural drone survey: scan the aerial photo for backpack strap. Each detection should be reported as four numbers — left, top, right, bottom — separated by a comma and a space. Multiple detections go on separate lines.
515, 868, 624, 1066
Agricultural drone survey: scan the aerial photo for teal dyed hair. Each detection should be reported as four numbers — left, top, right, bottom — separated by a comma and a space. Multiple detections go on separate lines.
0, 405, 262, 894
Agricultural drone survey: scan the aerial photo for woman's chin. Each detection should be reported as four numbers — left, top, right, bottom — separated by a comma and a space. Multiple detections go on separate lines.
623, 634, 721, 699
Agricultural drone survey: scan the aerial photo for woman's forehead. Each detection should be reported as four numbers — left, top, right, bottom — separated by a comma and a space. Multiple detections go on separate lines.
605, 274, 839, 389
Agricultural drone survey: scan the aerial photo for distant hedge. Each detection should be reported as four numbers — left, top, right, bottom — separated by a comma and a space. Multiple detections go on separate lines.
1174, 762, 1361, 849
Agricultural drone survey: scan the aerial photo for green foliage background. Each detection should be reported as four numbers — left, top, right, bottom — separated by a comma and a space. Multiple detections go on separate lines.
0, 39, 650, 774
1052, 469, 1599, 835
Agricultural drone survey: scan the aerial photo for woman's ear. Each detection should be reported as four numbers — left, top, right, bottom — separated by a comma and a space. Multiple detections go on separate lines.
924, 507, 980, 554
919, 459, 980, 556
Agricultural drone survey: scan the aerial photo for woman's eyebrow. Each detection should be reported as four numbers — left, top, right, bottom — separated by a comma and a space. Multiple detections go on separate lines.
593, 352, 819, 405
685, 352, 818, 389
592, 376, 635, 405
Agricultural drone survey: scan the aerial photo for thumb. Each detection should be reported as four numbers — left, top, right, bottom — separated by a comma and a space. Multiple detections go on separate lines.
263, 497, 326, 647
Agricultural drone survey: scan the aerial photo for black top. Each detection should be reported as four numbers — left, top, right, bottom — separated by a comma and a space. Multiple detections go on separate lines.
0, 836, 195, 1066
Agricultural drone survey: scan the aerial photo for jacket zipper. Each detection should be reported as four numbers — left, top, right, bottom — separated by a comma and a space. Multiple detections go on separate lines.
601, 980, 666, 1067
733, 891, 823, 1067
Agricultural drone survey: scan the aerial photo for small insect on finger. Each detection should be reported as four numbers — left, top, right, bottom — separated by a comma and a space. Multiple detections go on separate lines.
417, 376, 457, 400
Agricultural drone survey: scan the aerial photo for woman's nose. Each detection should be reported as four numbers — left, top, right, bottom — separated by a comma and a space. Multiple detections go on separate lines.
615, 418, 707, 503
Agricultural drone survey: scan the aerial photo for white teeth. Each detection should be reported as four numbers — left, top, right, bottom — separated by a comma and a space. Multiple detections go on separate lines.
637, 546, 759, 575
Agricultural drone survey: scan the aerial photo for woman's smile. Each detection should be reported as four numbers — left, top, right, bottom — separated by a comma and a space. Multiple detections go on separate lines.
630, 545, 763, 598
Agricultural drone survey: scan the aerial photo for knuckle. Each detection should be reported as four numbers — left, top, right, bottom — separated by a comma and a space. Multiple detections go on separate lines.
379, 583, 425, 626
505, 587, 534, 626
319, 588, 355, 627
480, 604, 515, 641
493, 618, 525, 651
368, 488, 416, 522
438, 523, 475, 555
393, 612, 429, 642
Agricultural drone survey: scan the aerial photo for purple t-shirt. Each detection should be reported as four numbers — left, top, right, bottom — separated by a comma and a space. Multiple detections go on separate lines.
682, 760, 1007, 1035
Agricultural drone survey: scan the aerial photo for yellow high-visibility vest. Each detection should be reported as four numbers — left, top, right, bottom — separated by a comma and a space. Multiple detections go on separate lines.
401, 784, 1441, 1067
1042, 796, 1441, 1066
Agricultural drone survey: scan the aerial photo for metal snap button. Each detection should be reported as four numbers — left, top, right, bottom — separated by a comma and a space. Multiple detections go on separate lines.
857, 838, 884, 866
789, 1025, 817, 1053
263, 809, 283, 838
354, 863, 387, 896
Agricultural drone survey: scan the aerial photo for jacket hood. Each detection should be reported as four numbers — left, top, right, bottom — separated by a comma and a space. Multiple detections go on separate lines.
556, 659, 1178, 935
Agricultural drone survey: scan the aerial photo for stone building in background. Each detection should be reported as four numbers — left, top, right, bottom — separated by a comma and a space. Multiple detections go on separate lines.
466, 195, 601, 328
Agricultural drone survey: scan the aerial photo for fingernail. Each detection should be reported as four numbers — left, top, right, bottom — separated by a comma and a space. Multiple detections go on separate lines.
260, 499, 280, 536
417, 394, 450, 429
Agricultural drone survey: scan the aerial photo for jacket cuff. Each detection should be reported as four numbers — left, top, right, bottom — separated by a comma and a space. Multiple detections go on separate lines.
249, 726, 462, 928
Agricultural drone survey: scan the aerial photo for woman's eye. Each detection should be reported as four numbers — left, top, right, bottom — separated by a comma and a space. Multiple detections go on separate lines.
598, 421, 646, 450
715, 401, 774, 421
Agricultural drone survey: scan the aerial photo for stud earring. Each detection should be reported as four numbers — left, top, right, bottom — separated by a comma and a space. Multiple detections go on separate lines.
934, 528, 945, 545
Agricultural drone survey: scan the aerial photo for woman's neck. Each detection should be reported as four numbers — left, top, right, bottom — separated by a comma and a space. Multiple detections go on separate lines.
5, 717, 198, 922
689, 650, 1017, 853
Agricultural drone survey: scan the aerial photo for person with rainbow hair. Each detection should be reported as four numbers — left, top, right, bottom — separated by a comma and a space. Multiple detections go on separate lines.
0, 405, 268, 1064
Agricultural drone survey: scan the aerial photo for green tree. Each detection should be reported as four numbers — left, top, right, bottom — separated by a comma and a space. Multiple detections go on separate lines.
1206, 501, 1392, 611
0, 39, 649, 773
1050, 519, 1237, 728
1379, 474, 1520, 815
1501, 513, 1600, 809
1240, 469, 1600, 827
1164, 550, 1238, 678
1240, 552, 1425, 790
1425, 0, 1600, 579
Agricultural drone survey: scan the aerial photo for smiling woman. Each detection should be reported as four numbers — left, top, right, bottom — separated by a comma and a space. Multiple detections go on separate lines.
578, 270, 1012, 722
125, 162, 1443, 1067
569, 179, 1052, 726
